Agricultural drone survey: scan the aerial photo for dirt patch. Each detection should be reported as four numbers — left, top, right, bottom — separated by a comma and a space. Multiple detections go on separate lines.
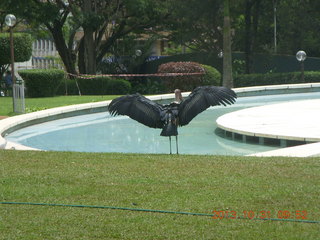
0, 116, 9, 120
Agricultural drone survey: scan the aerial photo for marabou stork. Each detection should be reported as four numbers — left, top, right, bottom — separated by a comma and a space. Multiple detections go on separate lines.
108, 86, 237, 154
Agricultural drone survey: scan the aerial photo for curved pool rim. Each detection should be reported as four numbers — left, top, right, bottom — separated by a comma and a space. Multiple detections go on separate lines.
1, 82, 320, 156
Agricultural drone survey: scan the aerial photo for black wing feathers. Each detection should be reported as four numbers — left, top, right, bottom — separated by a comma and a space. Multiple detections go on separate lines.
108, 94, 164, 128
178, 86, 236, 126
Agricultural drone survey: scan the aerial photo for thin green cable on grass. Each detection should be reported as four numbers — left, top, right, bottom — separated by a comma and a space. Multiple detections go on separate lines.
1, 201, 319, 224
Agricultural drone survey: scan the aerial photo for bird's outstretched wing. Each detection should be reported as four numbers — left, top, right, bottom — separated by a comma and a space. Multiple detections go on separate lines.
108, 93, 164, 128
178, 86, 237, 126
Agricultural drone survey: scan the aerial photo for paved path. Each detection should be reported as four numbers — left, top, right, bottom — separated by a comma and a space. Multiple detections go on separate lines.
217, 99, 320, 157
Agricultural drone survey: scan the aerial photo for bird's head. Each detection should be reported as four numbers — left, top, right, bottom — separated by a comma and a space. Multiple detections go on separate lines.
174, 89, 183, 103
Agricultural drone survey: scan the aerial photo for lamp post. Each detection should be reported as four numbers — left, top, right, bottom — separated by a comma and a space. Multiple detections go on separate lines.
5, 14, 24, 113
296, 50, 307, 83
5, 14, 16, 85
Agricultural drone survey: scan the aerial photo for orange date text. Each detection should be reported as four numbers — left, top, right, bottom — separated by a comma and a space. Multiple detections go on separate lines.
212, 210, 308, 220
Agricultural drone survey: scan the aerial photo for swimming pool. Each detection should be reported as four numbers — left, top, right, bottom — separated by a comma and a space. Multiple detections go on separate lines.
5, 91, 320, 155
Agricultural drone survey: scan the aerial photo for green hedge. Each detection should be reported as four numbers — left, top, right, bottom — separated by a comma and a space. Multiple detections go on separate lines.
201, 64, 221, 86
234, 71, 320, 87
19, 69, 64, 97
58, 77, 131, 95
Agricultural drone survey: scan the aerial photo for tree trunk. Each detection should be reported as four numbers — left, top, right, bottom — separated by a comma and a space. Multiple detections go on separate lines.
222, 0, 233, 88
78, 39, 86, 74
245, 0, 253, 74
82, 0, 97, 74
49, 21, 77, 76
83, 28, 96, 74
244, 0, 260, 74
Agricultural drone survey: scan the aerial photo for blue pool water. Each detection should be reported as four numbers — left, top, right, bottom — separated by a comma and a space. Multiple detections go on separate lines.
6, 92, 320, 155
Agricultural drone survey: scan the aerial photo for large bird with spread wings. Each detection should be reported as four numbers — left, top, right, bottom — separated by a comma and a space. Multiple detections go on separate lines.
108, 86, 237, 154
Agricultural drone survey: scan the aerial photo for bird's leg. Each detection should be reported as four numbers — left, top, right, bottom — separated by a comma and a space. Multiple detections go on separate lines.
169, 136, 172, 154
176, 135, 179, 155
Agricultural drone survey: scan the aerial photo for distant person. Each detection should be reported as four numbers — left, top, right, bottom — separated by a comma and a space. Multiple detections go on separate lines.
4, 70, 13, 96
5, 71, 13, 87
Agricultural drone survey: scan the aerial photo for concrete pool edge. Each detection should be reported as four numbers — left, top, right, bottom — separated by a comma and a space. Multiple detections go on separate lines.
0, 93, 178, 151
1, 82, 320, 156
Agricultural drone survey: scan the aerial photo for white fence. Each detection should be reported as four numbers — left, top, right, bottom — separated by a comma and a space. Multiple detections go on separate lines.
33, 39, 57, 57
17, 39, 63, 70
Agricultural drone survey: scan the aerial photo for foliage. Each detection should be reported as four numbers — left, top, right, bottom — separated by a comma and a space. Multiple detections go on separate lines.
164, 0, 223, 52
75, 77, 131, 95
1, 0, 170, 75
131, 78, 166, 95
222, 0, 233, 88
106, 78, 132, 95
143, 52, 222, 75
201, 64, 221, 86
3, 0, 320, 78
98, 35, 157, 75
0, 33, 33, 79
232, 59, 246, 76
231, 0, 320, 69
0, 33, 32, 65
162, 42, 194, 56
234, 71, 320, 87
25, 106, 47, 113
157, 61, 206, 91
18, 69, 65, 97
275, 0, 320, 56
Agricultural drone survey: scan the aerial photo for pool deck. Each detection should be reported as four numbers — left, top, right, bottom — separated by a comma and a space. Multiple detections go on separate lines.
217, 99, 320, 157
1, 82, 320, 157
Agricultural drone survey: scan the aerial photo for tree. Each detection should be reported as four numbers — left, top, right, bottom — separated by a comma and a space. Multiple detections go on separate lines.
222, 0, 233, 88
0, 33, 32, 80
1, 0, 169, 75
244, 0, 261, 73
231, 0, 320, 73
231, 0, 273, 74
164, 0, 223, 53
276, 0, 320, 56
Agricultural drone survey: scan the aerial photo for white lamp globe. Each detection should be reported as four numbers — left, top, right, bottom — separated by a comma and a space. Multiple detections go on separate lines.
296, 50, 307, 62
5, 14, 16, 27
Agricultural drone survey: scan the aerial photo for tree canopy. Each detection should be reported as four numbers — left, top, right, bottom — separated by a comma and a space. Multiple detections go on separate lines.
1, 0, 170, 75
1, 0, 320, 75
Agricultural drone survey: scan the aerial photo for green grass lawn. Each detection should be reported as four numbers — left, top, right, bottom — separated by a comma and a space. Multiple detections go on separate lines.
0, 95, 117, 116
0, 150, 319, 239
1, 95, 319, 239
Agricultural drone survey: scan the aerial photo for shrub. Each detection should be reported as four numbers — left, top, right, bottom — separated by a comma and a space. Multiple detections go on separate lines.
106, 78, 131, 94
56, 78, 80, 95
18, 69, 64, 97
234, 71, 320, 87
0, 33, 33, 65
74, 77, 131, 95
142, 52, 222, 74
131, 78, 166, 95
157, 61, 205, 91
201, 64, 221, 86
